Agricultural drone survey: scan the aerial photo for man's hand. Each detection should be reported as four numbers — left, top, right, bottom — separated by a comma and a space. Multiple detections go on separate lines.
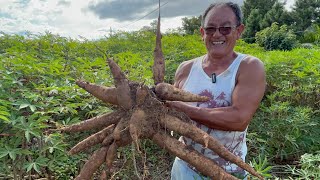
165, 101, 186, 110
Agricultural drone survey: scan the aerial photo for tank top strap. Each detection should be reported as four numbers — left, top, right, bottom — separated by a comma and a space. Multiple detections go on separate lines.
227, 53, 246, 74
191, 55, 206, 75
191, 53, 247, 78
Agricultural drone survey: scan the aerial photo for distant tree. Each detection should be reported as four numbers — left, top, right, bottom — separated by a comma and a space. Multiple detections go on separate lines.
260, 2, 293, 29
242, 0, 277, 23
181, 16, 201, 35
140, 20, 158, 32
243, 9, 264, 43
290, 0, 320, 33
302, 24, 320, 44
242, 0, 277, 43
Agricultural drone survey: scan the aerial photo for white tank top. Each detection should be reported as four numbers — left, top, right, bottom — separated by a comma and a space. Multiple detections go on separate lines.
180, 53, 247, 174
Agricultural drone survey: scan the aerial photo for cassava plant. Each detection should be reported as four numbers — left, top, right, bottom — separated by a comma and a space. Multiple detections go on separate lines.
52, 8, 263, 180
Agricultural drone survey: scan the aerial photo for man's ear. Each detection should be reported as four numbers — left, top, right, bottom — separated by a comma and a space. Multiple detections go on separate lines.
200, 27, 205, 40
236, 24, 245, 39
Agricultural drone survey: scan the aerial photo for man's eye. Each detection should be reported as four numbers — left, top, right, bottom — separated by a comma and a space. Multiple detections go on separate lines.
206, 28, 216, 32
220, 27, 231, 31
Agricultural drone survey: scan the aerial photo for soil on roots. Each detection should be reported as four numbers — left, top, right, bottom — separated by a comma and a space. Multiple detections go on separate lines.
93, 140, 174, 180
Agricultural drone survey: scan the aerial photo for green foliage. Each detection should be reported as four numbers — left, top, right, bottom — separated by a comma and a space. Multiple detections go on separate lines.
242, 0, 277, 23
50, 156, 81, 179
302, 24, 320, 45
181, 16, 202, 35
290, 0, 320, 33
247, 48, 319, 177
0, 31, 111, 179
242, 9, 264, 43
162, 33, 206, 83
251, 102, 319, 159
0, 101, 10, 122
255, 23, 299, 50
0, 30, 205, 178
249, 155, 273, 179
259, 2, 293, 30
241, 0, 278, 43
0, 30, 319, 179
286, 152, 320, 179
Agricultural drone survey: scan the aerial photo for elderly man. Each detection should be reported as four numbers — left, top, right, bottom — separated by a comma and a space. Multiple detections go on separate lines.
168, 2, 266, 179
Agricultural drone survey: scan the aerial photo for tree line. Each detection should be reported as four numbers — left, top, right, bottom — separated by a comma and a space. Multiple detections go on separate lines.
180, 0, 320, 50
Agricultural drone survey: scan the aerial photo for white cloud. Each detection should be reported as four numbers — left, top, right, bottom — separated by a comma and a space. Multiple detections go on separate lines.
1, 0, 63, 34
0, 0, 185, 39
0, 0, 295, 39
0, 0, 12, 7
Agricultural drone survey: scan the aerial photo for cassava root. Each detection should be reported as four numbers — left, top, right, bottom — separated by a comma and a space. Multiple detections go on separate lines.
54, 6, 263, 179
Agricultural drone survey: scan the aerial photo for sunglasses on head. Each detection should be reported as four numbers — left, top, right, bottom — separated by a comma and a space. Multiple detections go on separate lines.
203, 25, 239, 35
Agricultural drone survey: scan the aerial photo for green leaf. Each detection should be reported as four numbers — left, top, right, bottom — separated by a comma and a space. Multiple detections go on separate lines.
49, 147, 54, 154
20, 149, 32, 156
262, 165, 273, 173
25, 131, 31, 142
0, 115, 9, 122
36, 157, 49, 166
33, 163, 41, 173
0, 150, 9, 159
19, 104, 30, 109
8, 151, 17, 160
29, 105, 36, 112
0, 111, 10, 116
26, 163, 34, 172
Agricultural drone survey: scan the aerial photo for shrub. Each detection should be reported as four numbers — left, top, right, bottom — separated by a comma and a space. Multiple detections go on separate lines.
286, 152, 320, 179
302, 24, 320, 45
255, 23, 298, 51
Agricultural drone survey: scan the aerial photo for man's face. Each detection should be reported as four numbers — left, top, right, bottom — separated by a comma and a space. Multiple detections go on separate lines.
200, 5, 244, 58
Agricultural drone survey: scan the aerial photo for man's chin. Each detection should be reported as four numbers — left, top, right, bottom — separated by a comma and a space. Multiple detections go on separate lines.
208, 50, 227, 58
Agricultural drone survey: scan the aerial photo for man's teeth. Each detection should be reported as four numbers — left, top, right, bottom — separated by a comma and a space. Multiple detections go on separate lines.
212, 41, 224, 45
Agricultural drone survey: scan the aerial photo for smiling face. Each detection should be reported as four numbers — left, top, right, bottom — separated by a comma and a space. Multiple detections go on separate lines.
200, 5, 244, 59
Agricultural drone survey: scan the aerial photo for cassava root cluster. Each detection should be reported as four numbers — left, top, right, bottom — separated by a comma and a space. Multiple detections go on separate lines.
58, 60, 262, 179
55, 11, 263, 180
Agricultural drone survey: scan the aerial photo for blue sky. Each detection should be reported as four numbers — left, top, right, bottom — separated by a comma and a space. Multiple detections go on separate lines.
0, 0, 295, 39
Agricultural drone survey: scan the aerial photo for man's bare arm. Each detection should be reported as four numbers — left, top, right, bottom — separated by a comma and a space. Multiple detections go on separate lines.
168, 56, 266, 131
174, 59, 194, 88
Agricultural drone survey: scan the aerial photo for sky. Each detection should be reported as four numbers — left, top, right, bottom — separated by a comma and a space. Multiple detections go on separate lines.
0, 0, 295, 39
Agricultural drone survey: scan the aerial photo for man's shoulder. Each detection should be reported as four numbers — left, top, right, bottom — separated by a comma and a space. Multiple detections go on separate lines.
238, 54, 266, 80
177, 59, 194, 72
178, 55, 204, 71
174, 55, 205, 88
241, 54, 264, 67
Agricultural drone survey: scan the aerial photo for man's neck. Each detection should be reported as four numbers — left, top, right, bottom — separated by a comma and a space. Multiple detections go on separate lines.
203, 52, 238, 73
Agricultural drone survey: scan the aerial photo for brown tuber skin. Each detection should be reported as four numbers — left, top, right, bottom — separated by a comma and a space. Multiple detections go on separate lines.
153, 10, 165, 85
68, 124, 115, 155
75, 146, 108, 180
152, 131, 238, 180
54, 8, 263, 180
107, 58, 133, 109
76, 80, 118, 105
155, 82, 210, 102
106, 142, 118, 168
59, 111, 122, 133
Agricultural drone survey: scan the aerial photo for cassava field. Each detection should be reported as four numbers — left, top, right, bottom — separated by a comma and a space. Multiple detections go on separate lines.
0, 30, 319, 179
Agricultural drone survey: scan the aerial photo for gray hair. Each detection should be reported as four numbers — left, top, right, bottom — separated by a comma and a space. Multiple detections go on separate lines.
201, 2, 243, 27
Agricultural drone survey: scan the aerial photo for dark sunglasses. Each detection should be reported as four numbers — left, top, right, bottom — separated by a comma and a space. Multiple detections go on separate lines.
203, 25, 238, 35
